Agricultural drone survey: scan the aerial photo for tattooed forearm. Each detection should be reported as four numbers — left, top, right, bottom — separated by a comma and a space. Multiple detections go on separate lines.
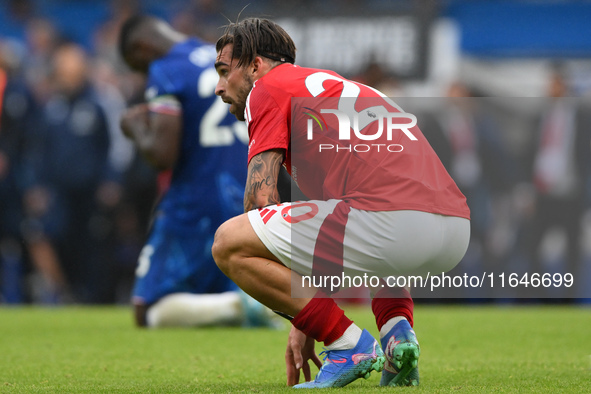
244, 150, 284, 211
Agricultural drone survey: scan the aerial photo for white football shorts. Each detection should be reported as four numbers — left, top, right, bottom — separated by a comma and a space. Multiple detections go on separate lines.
247, 200, 470, 280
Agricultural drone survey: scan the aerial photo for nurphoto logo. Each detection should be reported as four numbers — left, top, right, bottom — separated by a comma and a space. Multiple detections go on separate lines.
303, 102, 418, 153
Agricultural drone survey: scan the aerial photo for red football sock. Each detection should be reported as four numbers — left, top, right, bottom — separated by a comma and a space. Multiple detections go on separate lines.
371, 287, 414, 330
292, 291, 353, 345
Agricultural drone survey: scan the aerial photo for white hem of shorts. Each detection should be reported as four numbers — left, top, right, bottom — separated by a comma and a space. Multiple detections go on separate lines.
247, 209, 291, 268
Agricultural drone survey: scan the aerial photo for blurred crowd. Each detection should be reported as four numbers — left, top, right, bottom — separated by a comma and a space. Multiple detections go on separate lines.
0, 0, 157, 303
353, 60, 591, 300
0, 0, 239, 304
1, 0, 590, 304
416, 76, 591, 300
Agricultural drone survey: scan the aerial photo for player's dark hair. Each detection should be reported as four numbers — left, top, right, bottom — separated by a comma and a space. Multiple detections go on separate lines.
216, 18, 296, 67
118, 14, 156, 59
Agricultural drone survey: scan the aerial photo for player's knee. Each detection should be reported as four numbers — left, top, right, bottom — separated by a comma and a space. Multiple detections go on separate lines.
212, 216, 241, 274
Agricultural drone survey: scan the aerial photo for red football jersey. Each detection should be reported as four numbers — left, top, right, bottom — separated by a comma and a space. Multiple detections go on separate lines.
245, 64, 470, 219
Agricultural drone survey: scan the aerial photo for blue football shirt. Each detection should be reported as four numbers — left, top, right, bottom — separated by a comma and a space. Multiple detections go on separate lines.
145, 38, 248, 233
133, 38, 247, 304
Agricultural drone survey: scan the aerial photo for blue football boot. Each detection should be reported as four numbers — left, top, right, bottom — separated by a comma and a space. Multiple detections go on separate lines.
294, 329, 385, 388
380, 319, 420, 386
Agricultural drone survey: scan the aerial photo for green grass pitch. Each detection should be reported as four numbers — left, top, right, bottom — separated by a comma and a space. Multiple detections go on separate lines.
1, 305, 590, 393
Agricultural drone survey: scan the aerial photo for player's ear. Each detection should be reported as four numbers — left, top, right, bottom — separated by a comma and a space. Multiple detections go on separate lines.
251, 56, 266, 78
251, 56, 261, 73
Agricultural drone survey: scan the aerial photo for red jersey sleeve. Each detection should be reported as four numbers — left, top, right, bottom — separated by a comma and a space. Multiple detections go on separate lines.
245, 81, 290, 163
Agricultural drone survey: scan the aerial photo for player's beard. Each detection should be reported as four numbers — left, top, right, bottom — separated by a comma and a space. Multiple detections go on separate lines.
232, 70, 254, 121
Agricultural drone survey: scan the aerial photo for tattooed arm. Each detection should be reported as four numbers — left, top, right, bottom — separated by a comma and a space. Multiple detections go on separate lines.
244, 149, 285, 211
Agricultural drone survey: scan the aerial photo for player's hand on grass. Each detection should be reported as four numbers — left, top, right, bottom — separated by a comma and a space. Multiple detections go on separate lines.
285, 325, 322, 386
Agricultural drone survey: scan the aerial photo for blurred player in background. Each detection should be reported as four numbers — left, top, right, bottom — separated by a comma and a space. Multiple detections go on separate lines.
119, 15, 275, 328
528, 66, 591, 291
24, 42, 119, 303
0, 42, 32, 303
212, 18, 470, 388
